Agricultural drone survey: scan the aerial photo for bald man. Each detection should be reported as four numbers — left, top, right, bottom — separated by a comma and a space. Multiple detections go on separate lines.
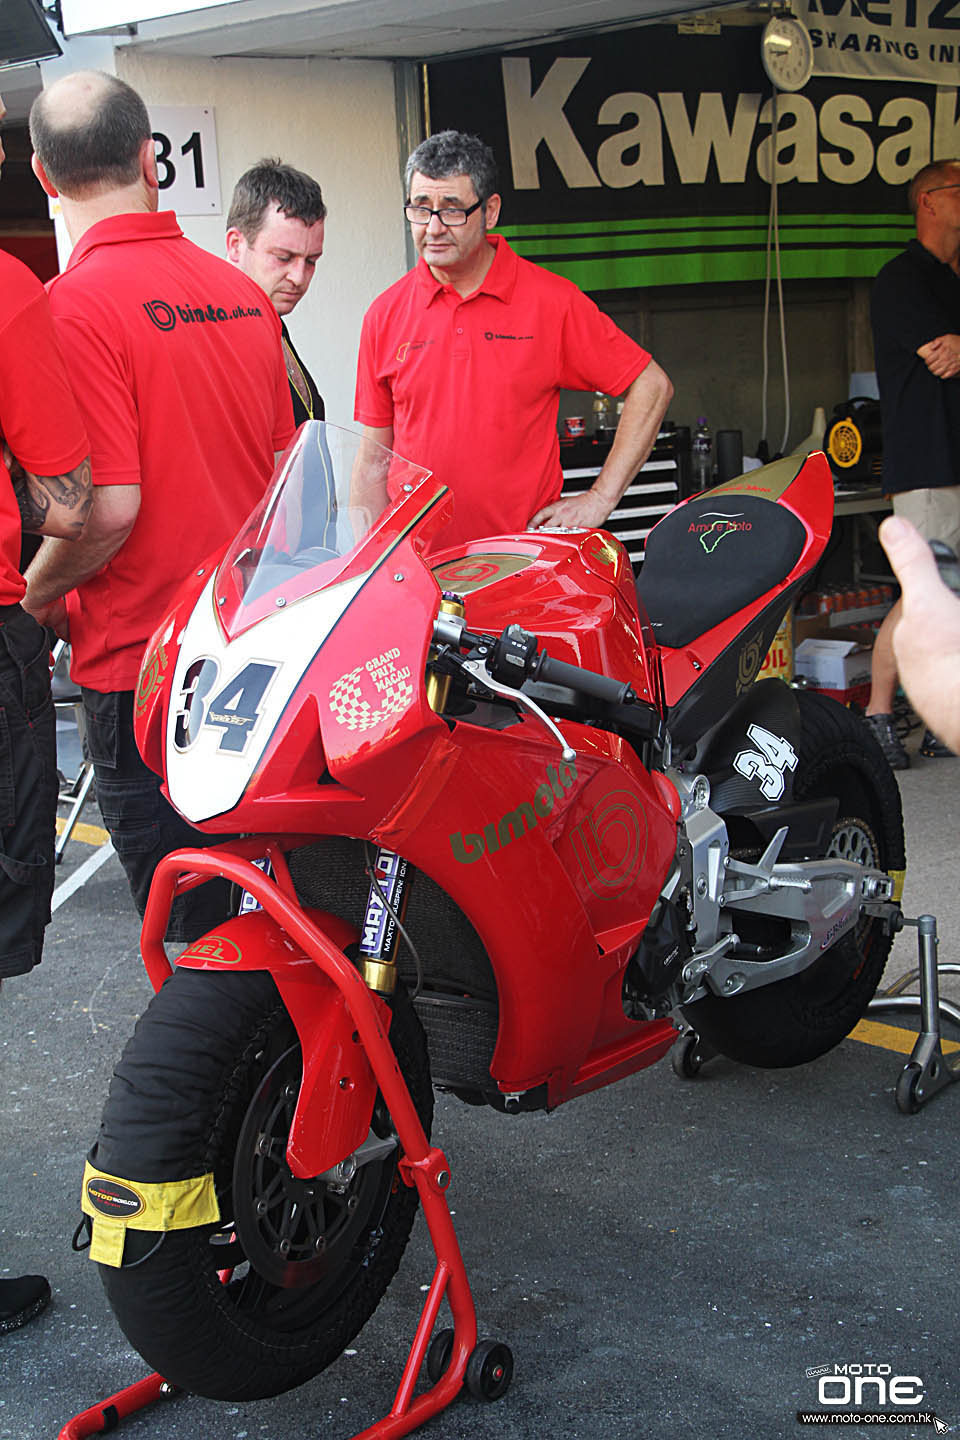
24, 70, 294, 942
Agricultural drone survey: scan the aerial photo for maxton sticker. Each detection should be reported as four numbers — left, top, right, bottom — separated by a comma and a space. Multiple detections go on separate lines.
329, 649, 413, 732
85, 1176, 146, 1221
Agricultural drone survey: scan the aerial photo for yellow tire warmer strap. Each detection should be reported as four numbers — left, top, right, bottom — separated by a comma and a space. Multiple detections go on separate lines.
82, 1159, 220, 1268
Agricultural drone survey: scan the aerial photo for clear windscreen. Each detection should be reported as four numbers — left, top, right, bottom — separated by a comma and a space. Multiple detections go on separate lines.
215, 421, 433, 630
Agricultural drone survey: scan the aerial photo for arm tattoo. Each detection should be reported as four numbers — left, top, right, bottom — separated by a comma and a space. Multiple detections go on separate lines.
7, 455, 93, 536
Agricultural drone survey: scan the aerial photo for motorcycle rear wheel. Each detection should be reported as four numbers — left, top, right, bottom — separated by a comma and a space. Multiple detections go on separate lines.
681, 690, 904, 1068
93, 967, 432, 1401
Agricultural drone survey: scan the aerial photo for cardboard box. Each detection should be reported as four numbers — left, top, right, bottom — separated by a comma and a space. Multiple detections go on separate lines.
794, 636, 873, 694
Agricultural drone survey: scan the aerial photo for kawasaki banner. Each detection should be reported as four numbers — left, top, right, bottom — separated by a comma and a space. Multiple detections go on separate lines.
426, 25, 953, 291
807, 0, 960, 86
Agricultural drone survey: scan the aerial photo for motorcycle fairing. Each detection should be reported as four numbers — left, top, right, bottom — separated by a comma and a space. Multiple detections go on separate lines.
666, 587, 808, 752
165, 571, 371, 822
176, 909, 383, 1180
693, 677, 802, 811
161, 482, 454, 825
371, 721, 678, 1101
430, 528, 658, 707
638, 452, 833, 737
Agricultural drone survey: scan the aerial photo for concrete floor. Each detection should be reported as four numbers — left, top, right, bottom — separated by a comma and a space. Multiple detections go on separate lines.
1, 733, 958, 1440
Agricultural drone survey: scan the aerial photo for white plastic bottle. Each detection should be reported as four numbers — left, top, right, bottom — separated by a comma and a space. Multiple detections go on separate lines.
692, 416, 713, 489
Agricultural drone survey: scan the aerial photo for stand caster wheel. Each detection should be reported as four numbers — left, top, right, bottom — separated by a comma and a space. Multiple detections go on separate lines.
426, 1327, 455, 1384
895, 1062, 925, 1115
671, 1030, 705, 1079
465, 1339, 513, 1402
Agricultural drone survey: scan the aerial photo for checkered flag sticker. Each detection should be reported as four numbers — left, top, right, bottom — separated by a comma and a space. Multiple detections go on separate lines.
328, 664, 414, 732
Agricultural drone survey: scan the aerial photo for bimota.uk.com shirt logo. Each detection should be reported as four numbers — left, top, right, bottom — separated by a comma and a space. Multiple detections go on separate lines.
143, 298, 263, 331
796, 1361, 948, 1430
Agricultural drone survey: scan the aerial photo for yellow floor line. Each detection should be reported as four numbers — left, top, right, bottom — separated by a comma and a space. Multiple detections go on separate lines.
55, 816, 110, 847
849, 1018, 960, 1056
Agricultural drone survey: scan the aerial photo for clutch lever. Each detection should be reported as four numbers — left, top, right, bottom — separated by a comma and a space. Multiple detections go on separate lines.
456, 654, 576, 763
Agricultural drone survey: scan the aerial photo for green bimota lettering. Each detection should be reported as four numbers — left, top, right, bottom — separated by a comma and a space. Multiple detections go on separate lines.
450, 761, 578, 863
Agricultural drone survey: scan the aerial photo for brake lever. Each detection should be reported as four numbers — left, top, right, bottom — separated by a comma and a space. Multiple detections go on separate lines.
458, 655, 576, 763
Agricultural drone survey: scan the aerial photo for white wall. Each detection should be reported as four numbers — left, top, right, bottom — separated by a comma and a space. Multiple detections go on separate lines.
115, 50, 410, 426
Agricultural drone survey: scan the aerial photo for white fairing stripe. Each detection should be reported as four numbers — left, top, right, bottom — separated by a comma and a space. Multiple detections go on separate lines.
166, 571, 368, 823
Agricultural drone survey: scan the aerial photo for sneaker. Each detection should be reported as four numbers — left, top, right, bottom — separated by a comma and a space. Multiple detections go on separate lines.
920, 729, 957, 759
0, 1275, 51, 1334
864, 712, 910, 770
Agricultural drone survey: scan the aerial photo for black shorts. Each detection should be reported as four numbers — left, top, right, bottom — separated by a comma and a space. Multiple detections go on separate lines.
0, 607, 58, 978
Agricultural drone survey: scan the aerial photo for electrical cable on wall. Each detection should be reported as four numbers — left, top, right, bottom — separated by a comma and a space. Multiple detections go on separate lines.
760, 84, 792, 458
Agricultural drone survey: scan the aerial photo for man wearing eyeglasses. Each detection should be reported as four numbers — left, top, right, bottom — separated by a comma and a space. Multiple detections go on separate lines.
354, 130, 673, 549
865, 157, 960, 767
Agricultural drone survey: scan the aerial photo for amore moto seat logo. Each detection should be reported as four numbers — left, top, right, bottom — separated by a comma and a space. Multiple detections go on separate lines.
688, 510, 753, 553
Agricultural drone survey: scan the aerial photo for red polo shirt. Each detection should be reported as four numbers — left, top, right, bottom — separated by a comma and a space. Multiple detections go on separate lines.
47, 211, 294, 690
354, 234, 651, 547
0, 252, 88, 606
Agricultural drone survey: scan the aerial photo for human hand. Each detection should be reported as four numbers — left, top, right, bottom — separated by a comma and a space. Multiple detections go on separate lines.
529, 489, 613, 532
879, 514, 960, 752
24, 595, 69, 639
916, 334, 960, 379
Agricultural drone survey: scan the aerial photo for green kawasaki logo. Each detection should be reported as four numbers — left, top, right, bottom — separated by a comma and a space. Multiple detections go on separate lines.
450, 761, 578, 864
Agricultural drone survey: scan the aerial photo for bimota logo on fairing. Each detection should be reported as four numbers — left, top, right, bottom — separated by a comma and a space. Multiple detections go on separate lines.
450, 760, 577, 862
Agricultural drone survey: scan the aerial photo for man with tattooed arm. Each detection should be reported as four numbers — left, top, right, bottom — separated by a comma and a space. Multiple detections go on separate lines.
0, 88, 92, 1336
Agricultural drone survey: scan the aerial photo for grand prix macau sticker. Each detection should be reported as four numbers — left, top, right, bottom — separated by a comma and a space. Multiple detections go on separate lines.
328, 648, 414, 733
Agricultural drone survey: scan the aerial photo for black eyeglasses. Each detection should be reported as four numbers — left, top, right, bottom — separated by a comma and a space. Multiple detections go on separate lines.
925, 183, 960, 194
403, 199, 483, 227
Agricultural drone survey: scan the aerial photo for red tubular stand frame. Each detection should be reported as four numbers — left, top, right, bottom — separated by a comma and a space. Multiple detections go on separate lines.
60, 841, 481, 1439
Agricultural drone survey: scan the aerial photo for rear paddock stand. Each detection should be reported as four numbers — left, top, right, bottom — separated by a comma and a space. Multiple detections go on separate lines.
59, 842, 513, 1440
866, 913, 960, 1114
672, 912, 960, 1114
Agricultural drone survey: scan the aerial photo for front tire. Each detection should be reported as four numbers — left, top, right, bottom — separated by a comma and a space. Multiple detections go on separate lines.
682, 690, 904, 1068
92, 967, 432, 1401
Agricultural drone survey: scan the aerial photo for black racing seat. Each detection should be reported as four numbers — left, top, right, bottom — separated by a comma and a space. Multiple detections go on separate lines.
636, 492, 807, 649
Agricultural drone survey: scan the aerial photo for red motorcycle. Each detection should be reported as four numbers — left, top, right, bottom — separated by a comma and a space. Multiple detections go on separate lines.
78, 422, 903, 1438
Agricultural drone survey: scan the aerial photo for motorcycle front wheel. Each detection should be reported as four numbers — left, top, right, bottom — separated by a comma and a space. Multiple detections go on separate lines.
681, 689, 905, 1068
92, 967, 432, 1400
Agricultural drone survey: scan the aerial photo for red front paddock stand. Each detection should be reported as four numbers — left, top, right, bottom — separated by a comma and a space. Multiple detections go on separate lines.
60, 841, 511, 1440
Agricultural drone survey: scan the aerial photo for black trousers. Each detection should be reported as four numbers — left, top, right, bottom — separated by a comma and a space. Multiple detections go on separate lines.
81, 687, 235, 944
0, 607, 58, 978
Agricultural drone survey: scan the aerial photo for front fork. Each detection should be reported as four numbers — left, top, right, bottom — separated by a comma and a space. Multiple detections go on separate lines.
358, 846, 414, 995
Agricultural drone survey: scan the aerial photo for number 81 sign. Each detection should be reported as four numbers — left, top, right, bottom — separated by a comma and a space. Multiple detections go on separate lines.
149, 106, 222, 216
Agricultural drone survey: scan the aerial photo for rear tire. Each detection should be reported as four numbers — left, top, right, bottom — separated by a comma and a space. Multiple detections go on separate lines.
682, 690, 904, 1068
93, 967, 432, 1400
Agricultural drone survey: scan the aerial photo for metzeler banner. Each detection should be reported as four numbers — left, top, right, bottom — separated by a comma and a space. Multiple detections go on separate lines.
426, 25, 956, 290
806, 0, 960, 86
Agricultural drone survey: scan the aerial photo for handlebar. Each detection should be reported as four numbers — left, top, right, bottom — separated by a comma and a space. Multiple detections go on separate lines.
432, 614, 638, 708
532, 652, 636, 706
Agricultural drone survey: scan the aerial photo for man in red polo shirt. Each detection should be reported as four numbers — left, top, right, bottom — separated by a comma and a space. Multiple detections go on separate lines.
354, 130, 673, 549
23, 70, 294, 943
0, 88, 93, 1337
